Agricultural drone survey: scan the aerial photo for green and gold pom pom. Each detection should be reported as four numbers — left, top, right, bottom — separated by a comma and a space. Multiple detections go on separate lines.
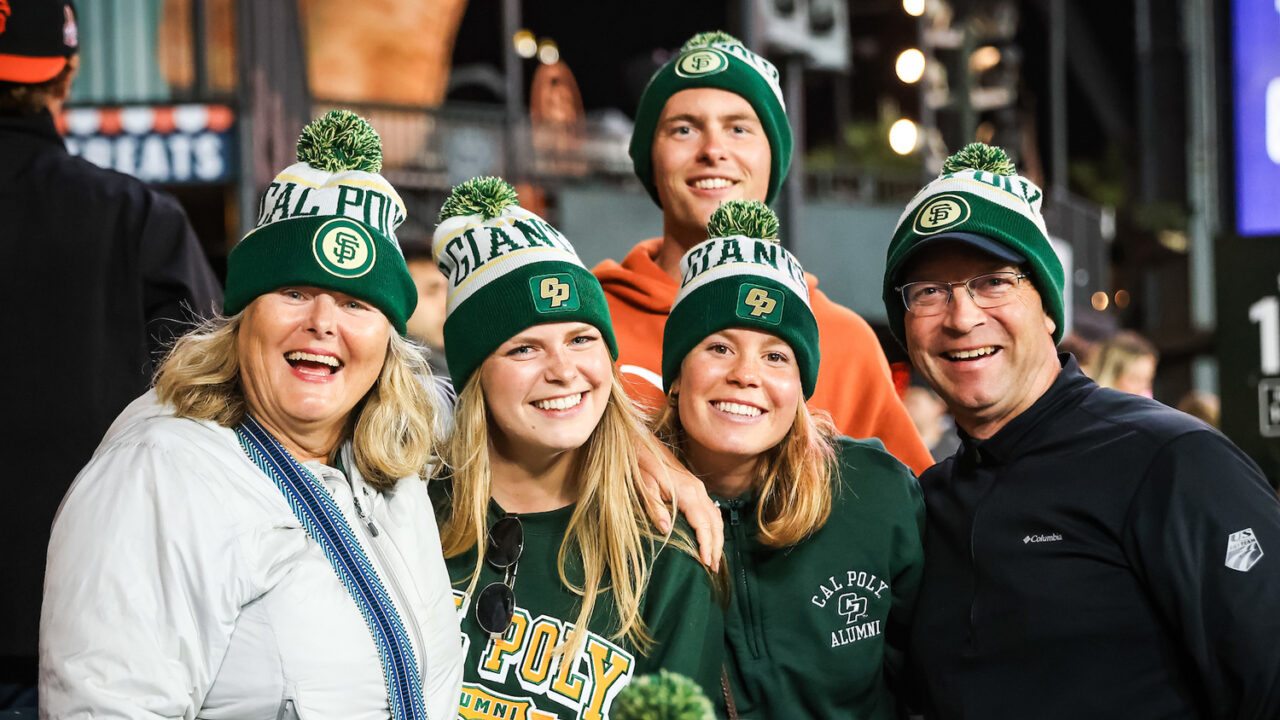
438, 176, 520, 222
296, 109, 383, 173
706, 199, 780, 242
612, 670, 715, 720
942, 142, 1016, 176
681, 30, 742, 51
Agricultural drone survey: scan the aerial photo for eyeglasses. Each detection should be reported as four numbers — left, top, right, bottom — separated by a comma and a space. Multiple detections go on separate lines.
475, 515, 523, 636
896, 271, 1029, 316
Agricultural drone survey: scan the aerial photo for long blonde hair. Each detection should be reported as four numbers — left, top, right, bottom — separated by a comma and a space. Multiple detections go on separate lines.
439, 367, 690, 657
652, 386, 839, 548
154, 312, 437, 489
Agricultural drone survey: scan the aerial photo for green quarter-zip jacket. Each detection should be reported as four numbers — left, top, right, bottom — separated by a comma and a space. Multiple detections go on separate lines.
716, 436, 926, 718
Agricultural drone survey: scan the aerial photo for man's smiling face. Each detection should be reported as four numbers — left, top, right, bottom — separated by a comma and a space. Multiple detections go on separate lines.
651, 87, 771, 244
902, 242, 1060, 438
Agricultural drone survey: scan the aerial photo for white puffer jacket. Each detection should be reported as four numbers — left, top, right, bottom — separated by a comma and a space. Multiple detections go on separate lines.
40, 392, 464, 720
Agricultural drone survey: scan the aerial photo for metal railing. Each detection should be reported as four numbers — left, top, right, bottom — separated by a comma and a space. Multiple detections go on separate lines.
317, 100, 932, 207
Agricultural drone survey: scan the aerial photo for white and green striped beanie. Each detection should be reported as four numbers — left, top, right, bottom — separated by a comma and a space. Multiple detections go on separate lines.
882, 142, 1065, 346
432, 177, 618, 390
663, 200, 820, 398
224, 110, 416, 332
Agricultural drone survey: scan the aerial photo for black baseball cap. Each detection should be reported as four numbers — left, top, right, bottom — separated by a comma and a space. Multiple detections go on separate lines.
0, 0, 78, 84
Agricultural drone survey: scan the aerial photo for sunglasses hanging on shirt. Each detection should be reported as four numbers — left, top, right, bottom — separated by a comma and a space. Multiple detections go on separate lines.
475, 515, 523, 636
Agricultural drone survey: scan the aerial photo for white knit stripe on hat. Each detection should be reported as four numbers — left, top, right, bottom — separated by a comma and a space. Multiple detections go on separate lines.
433, 206, 586, 314
441, 246, 587, 315
709, 41, 785, 108
674, 236, 810, 307
895, 171, 1049, 237
255, 162, 407, 244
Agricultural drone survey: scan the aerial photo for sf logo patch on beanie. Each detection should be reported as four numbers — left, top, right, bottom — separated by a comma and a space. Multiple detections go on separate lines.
913, 194, 971, 235
531, 273, 579, 312
737, 284, 783, 324
675, 49, 728, 77
313, 218, 376, 278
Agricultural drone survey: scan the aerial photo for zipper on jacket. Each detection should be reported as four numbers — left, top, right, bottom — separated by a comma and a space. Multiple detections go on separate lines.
363, 520, 430, 693
721, 498, 763, 659
965, 464, 1001, 650
351, 491, 380, 536
341, 476, 430, 698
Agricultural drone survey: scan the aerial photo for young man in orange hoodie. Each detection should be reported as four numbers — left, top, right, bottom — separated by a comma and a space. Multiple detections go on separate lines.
593, 30, 934, 475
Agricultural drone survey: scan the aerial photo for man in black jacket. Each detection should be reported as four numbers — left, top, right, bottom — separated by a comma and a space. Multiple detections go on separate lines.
881, 143, 1280, 719
0, 0, 221, 707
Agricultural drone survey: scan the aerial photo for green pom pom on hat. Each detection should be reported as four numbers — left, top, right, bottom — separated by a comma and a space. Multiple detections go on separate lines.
433, 176, 618, 391
663, 200, 820, 398
629, 30, 792, 208
705, 198, 780, 240
881, 142, 1065, 348
612, 670, 715, 720
437, 176, 521, 223
224, 110, 417, 333
296, 109, 383, 173
942, 141, 1017, 176
681, 30, 742, 51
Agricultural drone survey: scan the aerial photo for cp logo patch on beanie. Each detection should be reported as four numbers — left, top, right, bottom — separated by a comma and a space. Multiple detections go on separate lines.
913, 194, 971, 235
737, 284, 784, 325
675, 48, 728, 78
313, 218, 377, 278
531, 273, 579, 313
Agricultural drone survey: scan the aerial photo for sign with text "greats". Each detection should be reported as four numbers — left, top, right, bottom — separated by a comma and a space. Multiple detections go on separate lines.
61, 105, 235, 184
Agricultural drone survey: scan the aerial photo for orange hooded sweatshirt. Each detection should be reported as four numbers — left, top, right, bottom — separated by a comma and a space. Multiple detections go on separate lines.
593, 238, 934, 476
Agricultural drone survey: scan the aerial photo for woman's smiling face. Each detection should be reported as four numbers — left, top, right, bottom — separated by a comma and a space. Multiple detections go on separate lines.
672, 327, 802, 467
478, 322, 614, 461
237, 287, 391, 451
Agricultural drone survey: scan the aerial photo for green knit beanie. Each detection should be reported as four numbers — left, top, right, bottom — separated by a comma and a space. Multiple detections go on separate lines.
630, 31, 792, 207
433, 177, 618, 390
663, 200, 819, 398
882, 142, 1065, 347
224, 110, 417, 333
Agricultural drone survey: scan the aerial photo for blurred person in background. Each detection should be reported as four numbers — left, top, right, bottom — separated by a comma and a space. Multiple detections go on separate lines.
399, 221, 451, 378
593, 30, 933, 476
0, 0, 220, 707
652, 201, 924, 719
431, 178, 723, 717
1054, 331, 1096, 370
1178, 389, 1221, 429
903, 383, 960, 462
1085, 329, 1159, 398
400, 222, 456, 437
40, 111, 463, 718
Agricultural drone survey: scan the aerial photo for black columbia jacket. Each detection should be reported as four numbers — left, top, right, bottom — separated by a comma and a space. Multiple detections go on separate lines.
0, 109, 221, 674
911, 356, 1280, 719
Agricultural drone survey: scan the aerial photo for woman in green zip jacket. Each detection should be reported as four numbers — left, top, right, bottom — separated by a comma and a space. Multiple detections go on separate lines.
429, 178, 723, 720
652, 201, 926, 719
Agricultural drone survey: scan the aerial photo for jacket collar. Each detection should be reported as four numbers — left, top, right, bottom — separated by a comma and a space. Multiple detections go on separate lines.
0, 109, 65, 148
957, 353, 1094, 466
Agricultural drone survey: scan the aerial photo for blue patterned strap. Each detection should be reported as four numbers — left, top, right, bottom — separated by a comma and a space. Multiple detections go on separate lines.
234, 415, 429, 720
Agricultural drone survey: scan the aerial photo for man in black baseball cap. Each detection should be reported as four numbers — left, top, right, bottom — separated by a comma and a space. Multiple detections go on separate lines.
0, 1, 221, 709
0, 0, 78, 87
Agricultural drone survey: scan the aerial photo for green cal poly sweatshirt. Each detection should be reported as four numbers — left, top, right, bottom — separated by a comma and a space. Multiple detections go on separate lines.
435, 494, 724, 720
717, 437, 926, 719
